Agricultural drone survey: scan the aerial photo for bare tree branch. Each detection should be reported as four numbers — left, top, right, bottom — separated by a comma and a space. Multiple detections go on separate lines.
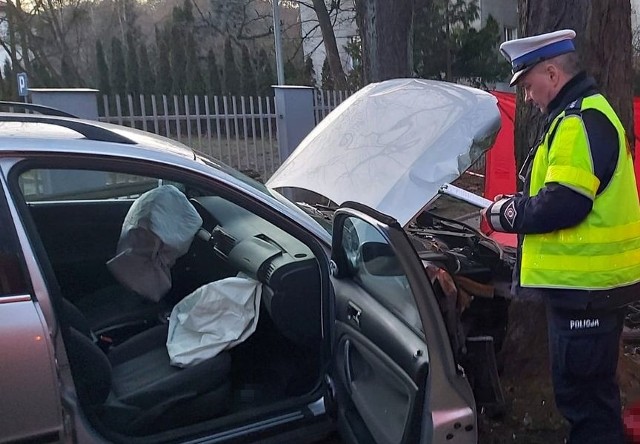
310, 0, 346, 87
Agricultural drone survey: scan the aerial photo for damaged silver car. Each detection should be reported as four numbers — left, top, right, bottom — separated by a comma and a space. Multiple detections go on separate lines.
0, 78, 512, 444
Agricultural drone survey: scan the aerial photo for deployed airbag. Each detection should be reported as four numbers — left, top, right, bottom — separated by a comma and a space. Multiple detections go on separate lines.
166, 276, 262, 367
107, 185, 202, 302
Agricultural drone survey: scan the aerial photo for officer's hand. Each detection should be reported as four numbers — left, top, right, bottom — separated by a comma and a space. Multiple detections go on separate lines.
479, 208, 494, 236
493, 194, 512, 202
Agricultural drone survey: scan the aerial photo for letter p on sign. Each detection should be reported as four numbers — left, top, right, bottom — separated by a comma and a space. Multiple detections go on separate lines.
17, 73, 28, 97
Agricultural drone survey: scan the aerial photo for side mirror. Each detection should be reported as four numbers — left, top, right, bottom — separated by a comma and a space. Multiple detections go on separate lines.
359, 242, 403, 277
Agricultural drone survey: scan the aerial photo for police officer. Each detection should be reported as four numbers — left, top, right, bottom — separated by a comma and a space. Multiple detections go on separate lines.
481, 29, 640, 443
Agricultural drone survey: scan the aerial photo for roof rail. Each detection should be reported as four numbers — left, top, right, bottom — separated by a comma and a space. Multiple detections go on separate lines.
0, 114, 137, 144
0, 101, 77, 118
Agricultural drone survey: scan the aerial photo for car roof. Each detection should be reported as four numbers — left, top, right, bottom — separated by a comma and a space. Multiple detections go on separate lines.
0, 112, 196, 161
0, 111, 333, 244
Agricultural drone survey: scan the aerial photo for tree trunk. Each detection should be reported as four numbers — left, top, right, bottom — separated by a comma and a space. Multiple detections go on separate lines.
498, 0, 636, 433
311, 0, 347, 90
15, 0, 32, 76
445, 14, 452, 82
355, 0, 415, 83
583, 2, 634, 152
5, 1, 22, 74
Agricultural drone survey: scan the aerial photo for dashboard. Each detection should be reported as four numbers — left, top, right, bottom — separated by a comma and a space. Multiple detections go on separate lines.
190, 196, 322, 344
191, 196, 315, 280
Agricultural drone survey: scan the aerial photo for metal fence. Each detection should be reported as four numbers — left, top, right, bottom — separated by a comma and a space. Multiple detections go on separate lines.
99, 94, 281, 181
313, 89, 352, 124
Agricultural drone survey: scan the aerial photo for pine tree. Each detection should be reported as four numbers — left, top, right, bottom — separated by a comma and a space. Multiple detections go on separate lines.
223, 38, 241, 96
183, 0, 194, 22
126, 31, 140, 95
3, 60, 15, 101
345, 38, 363, 90
170, 23, 186, 95
96, 40, 111, 95
303, 56, 316, 87
321, 56, 334, 90
240, 44, 256, 97
32, 61, 56, 88
139, 45, 155, 95
155, 27, 173, 94
171, 3, 185, 24
453, 15, 510, 87
283, 60, 296, 84
0, 68, 5, 100
256, 48, 275, 97
413, 0, 492, 83
185, 33, 205, 95
206, 49, 222, 96
61, 53, 75, 87
111, 37, 127, 96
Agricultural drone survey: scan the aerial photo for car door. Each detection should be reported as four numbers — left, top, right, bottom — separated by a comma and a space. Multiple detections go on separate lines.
0, 175, 65, 443
330, 202, 477, 444
22, 169, 163, 301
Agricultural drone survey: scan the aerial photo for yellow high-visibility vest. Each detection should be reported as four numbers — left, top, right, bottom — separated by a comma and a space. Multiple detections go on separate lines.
521, 94, 640, 289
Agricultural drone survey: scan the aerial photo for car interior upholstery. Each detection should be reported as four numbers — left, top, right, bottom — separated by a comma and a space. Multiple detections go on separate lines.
63, 299, 232, 435
20, 171, 324, 438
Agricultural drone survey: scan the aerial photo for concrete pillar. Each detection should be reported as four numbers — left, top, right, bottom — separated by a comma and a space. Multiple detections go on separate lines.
273, 86, 316, 162
29, 88, 99, 120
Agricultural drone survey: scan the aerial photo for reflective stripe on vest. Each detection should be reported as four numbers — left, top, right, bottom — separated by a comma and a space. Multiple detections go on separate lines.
521, 94, 640, 290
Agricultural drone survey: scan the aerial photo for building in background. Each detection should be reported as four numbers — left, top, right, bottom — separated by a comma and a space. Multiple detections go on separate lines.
299, 0, 518, 88
477, 0, 518, 42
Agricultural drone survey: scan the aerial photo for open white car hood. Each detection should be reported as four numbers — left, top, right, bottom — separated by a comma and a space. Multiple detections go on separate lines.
267, 79, 501, 227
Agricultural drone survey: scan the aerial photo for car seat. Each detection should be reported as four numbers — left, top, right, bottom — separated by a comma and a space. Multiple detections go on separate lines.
73, 285, 162, 338
75, 185, 203, 339
62, 299, 231, 435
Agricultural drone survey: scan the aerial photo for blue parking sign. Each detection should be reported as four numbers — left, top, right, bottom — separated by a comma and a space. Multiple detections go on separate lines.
17, 73, 28, 97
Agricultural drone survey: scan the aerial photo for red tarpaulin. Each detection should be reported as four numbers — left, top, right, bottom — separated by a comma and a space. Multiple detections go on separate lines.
485, 92, 640, 199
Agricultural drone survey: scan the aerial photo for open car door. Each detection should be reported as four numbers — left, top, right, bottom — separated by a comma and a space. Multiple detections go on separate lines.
329, 202, 477, 444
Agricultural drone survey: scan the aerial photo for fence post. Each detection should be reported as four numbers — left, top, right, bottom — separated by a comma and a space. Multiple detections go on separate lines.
273, 85, 315, 163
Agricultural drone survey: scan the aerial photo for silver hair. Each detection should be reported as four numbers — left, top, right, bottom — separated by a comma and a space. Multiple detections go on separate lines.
548, 52, 583, 77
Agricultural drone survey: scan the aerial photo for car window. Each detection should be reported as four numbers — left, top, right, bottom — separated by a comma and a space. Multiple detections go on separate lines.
18, 169, 182, 202
341, 216, 423, 334
0, 181, 29, 297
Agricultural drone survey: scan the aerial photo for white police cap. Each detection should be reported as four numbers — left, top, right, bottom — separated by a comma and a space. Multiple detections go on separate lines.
500, 29, 576, 86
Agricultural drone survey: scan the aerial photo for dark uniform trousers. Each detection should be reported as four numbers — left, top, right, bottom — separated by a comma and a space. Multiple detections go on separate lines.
546, 297, 626, 444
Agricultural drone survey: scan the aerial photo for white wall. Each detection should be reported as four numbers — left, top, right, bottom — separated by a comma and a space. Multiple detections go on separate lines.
299, 1, 357, 86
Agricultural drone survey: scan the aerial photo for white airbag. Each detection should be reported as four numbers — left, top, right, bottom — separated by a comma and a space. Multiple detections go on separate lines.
107, 185, 202, 302
166, 276, 262, 367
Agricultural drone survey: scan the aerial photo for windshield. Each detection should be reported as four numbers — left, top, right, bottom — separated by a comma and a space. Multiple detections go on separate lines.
197, 154, 272, 195
197, 154, 329, 234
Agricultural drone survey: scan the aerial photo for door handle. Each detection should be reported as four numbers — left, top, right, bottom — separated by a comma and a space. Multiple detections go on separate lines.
343, 339, 353, 388
347, 302, 362, 328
